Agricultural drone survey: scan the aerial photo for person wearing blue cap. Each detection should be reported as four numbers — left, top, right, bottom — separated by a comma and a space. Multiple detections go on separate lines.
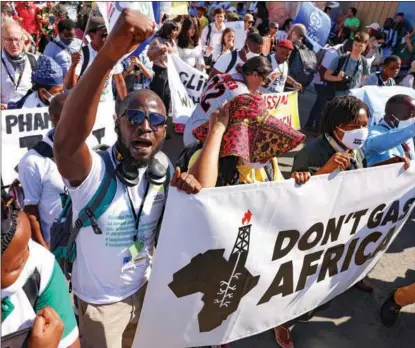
8, 55, 64, 109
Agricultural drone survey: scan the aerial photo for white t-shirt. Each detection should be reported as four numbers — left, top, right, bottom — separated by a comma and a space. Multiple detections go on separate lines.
259, 55, 288, 94
1, 240, 78, 348
66, 147, 169, 304
1, 50, 37, 104
276, 30, 289, 42
184, 72, 249, 146
213, 50, 244, 75
177, 44, 204, 69
19, 131, 99, 242
75, 44, 123, 102
201, 23, 226, 58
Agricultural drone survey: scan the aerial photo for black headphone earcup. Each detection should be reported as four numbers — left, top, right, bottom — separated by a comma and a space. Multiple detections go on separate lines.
146, 158, 167, 185
116, 163, 140, 187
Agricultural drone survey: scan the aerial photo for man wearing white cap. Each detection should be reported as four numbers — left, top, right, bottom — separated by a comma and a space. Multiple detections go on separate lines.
366, 22, 380, 36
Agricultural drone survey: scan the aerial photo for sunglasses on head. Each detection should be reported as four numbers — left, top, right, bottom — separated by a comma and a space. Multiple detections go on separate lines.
123, 109, 167, 131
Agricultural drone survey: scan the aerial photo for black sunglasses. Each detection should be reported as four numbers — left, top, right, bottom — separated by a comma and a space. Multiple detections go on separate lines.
123, 109, 167, 131
100, 33, 108, 38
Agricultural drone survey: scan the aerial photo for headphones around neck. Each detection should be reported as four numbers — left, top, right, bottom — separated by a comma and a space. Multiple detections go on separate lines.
113, 146, 168, 187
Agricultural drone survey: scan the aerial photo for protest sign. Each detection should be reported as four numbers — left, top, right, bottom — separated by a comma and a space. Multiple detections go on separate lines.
350, 86, 415, 125
263, 91, 301, 130
171, 54, 209, 105
133, 163, 415, 347
167, 55, 196, 125
294, 1, 331, 52
1, 102, 117, 186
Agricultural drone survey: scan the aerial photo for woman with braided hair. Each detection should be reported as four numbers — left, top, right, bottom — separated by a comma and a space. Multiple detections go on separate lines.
1, 190, 80, 348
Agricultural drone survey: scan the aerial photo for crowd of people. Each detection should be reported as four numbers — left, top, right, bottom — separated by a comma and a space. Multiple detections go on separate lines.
1, 2, 415, 348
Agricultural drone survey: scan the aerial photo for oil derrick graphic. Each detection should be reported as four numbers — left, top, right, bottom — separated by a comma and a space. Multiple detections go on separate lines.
168, 210, 260, 332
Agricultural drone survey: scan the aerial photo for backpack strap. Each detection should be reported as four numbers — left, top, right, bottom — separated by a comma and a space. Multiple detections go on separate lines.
334, 53, 350, 75
64, 150, 116, 276
225, 50, 238, 73
206, 23, 212, 49
32, 131, 54, 158
27, 53, 37, 71
22, 268, 40, 310
79, 45, 90, 77
52, 39, 67, 51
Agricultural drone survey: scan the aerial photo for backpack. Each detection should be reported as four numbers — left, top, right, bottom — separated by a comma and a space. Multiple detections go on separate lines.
79, 45, 90, 78
288, 41, 317, 88
50, 149, 171, 282
225, 50, 239, 73
205, 24, 213, 49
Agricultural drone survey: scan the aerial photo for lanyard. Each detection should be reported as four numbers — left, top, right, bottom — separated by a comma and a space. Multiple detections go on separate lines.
125, 182, 150, 241
1, 58, 24, 90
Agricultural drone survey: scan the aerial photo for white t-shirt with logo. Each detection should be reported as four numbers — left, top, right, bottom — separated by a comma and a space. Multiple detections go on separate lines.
19, 131, 98, 242
66, 147, 169, 304
213, 50, 244, 75
184, 72, 250, 146
259, 55, 288, 94
75, 44, 123, 102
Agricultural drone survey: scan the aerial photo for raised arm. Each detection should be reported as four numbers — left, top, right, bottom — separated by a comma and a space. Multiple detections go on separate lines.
365, 125, 415, 153
53, 9, 155, 187
189, 103, 229, 188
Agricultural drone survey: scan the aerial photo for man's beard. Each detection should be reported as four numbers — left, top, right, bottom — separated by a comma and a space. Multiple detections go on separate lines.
116, 135, 165, 169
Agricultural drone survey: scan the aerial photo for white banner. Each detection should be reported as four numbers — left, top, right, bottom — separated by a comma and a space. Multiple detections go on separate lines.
134, 163, 415, 347
171, 54, 209, 105
1, 102, 117, 186
350, 86, 415, 126
167, 55, 196, 125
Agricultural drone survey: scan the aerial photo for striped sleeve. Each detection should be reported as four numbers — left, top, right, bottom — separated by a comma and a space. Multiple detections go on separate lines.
35, 261, 78, 347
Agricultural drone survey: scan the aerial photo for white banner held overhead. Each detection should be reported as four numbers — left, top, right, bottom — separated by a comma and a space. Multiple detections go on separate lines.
171, 54, 209, 105
1, 102, 117, 186
167, 55, 196, 125
134, 163, 415, 347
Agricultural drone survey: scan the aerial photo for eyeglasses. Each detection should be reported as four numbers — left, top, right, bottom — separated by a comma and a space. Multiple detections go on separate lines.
123, 109, 167, 131
100, 33, 108, 38
3, 37, 23, 44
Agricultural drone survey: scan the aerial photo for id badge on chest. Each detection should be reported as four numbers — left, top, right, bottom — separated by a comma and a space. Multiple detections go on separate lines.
121, 239, 146, 272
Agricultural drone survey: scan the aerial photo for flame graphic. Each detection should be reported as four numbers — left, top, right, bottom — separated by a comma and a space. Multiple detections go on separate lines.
241, 210, 253, 225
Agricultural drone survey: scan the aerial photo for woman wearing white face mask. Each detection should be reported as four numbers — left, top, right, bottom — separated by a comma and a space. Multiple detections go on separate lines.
7, 55, 64, 109
210, 32, 264, 78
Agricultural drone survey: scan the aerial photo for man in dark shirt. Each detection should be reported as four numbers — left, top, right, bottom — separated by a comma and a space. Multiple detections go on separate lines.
292, 96, 374, 292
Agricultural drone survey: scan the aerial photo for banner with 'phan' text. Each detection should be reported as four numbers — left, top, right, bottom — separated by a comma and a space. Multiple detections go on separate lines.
133, 163, 415, 347
1, 102, 117, 186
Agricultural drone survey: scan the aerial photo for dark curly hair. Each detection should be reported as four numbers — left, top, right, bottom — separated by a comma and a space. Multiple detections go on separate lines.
1, 189, 19, 255
320, 96, 370, 135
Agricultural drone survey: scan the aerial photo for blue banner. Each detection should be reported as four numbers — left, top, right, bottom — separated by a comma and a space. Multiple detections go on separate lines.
293, 2, 331, 52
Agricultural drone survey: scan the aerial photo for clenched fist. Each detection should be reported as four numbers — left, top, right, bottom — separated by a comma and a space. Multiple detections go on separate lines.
103, 8, 156, 64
